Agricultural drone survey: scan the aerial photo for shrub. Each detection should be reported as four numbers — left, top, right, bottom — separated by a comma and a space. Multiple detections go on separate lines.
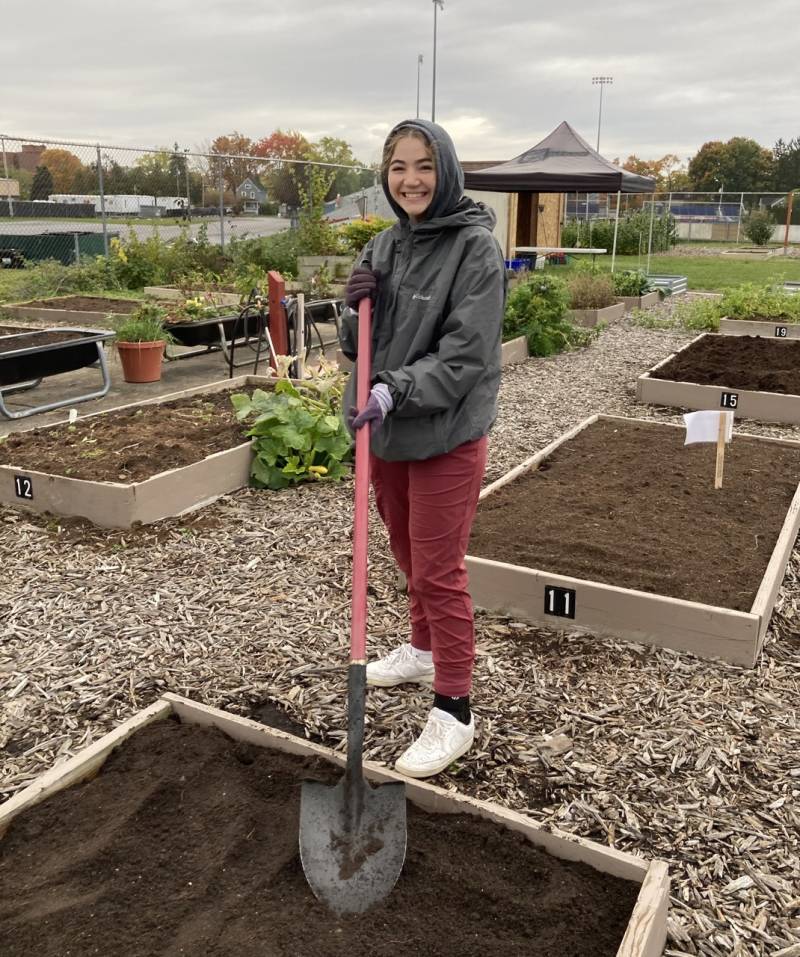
567, 271, 616, 309
226, 229, 305, 281
612, 269, 650, 297
562, 211, 677, 255
337, 216, 395, 255
742, 209, 774, 246
109, 226, 227, 290
719, 282, 800, 321
503, 274, 591, 356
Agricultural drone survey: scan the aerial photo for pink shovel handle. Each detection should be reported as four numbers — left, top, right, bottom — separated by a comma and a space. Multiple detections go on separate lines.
350, 298, 372, 663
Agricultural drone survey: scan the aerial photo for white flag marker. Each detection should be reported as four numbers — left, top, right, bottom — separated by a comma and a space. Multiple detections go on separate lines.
683, 410, 734, 489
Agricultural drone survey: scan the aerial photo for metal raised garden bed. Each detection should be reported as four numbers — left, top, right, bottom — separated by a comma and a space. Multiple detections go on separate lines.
0, 375, 276, 526
645, 275, 687, 296
465, 414, 800, 667
0, 693, 670, 957
0, 327, 114, 420
636, 333, 800, 425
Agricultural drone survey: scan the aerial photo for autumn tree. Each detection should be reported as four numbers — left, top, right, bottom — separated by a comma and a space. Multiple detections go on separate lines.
30, 165, 54, 200
38, 148, 86, 193
210, 132, 259, 194
688, 138, 775, 192
310, 136, 373, 200
622, 154, 688, 191
253, 130, 313, 206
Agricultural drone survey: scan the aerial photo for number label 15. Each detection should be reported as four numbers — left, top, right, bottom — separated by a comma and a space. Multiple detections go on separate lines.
721, 392, 739, 409
14, 475, 34, 500
544, 586, 576, 620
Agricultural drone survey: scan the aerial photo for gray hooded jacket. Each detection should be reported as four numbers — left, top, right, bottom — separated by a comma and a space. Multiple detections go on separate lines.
340, 119, 506, 462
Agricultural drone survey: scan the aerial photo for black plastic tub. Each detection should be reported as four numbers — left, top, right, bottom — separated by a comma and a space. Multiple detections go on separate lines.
0, 328, 114, 388
164, 312, 264, 348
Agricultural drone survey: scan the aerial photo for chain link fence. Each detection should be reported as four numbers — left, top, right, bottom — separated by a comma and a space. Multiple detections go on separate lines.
0, 134, 376, 267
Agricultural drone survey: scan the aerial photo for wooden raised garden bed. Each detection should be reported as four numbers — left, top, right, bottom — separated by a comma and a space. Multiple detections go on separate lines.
144, 285, 241, 306
1, 295, 143, 327
718, 316, 800, 339
636, 333, 800, 424
0, 375, 277, 526
0, 693, 669, 957
466, 415, 800, 666
0, 328, 115, 420
568, 302, 625, 327
615, 291, 660, 311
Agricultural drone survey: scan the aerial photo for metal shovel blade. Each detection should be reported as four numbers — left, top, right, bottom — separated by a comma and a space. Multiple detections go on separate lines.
299, 773, 407, 915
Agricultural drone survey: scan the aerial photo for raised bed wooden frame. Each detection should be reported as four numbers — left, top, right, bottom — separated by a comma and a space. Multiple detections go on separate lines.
1, 296, 141, 327
616, 291, 660, 311
0, 375, 278, 527
568, 302, 625, 327
718, 317, 800, 339
466, 414, 800, 666
0, 693, 669, 957
636, 333, 800, 425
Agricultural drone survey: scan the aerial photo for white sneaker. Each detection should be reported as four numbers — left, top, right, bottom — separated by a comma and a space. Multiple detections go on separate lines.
366, 643, 435, 688
394, 708, 475, 779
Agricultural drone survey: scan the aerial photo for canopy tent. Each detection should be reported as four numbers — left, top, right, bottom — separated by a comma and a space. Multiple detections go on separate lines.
463, 122, 657, 269
463, 121, 655, 194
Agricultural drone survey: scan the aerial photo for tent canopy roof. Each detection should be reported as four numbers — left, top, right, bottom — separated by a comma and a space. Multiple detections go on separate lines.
463, 121, 655, 194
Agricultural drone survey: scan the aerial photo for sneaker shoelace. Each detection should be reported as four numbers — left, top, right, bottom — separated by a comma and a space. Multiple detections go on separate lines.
409, 714, 456, 759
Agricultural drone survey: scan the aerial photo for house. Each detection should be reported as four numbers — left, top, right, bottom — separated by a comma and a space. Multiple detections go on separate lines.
4, 144, 46, 172
235, 176, 268, 214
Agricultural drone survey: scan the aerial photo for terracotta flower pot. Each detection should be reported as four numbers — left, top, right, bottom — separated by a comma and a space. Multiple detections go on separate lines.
116, 340, 165, 383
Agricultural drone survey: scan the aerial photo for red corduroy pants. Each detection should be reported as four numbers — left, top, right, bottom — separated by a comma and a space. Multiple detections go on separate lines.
371, 436, 487, 697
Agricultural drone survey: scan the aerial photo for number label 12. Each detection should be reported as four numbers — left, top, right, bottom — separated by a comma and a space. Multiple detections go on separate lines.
544, 586, 576, 620
14, 475, 33, 500
721, 392, 739, 409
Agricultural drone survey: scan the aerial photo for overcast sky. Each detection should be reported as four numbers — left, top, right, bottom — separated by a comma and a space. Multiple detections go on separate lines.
2, 0, 796, 168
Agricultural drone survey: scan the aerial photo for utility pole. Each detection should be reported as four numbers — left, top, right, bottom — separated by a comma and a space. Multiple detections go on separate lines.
432, 0, 444, 122
416, 54, 424, 119
592, 76, 613, 152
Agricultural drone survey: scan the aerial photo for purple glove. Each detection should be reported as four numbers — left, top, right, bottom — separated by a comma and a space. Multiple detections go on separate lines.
347, 384, 394, 431
345, 266, 380, 309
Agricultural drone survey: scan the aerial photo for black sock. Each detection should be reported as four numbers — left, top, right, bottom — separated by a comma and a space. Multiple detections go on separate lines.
433, 692, 471, 725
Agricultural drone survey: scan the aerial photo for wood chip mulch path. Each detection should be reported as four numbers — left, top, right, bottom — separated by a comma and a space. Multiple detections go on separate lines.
2, 298, 799, 956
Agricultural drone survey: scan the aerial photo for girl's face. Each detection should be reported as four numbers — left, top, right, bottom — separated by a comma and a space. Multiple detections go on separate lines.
387, 135, 436, 222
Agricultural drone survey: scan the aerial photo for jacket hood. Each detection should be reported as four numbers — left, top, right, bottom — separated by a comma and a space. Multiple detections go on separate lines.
381, 119, 494, 232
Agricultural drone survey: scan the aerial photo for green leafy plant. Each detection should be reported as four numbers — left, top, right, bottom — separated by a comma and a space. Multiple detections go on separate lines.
671, 298, 722, 331
612, 269, 650, 297
718, 282, 800, 321
337, 216, 395, 255
562, 211, 677, 256
231, 370, 352, 490
742, 209, 774, 246
630, 307, 676, 330
114, 303, 175, 343
567, 270, 616, 309
503, 274, 591, 356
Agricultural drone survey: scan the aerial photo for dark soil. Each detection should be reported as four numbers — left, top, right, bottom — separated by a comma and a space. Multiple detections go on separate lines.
0, 719, 639, 957
0, 329, 90, 353
654, 334, 800, 394
18, 296, 142, 313
469, 417, 800, 611
0, 391, 247, 483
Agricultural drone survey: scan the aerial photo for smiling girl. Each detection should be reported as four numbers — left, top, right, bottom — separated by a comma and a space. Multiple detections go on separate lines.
340, 119, 506, 779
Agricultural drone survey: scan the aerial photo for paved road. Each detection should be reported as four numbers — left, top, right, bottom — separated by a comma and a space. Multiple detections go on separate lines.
0, 215, 289, 245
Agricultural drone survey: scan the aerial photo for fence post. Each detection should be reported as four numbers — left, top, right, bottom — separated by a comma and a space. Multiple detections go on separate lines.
218, 156, 225, 251
1, 137, 14, 218
735, 191, 744, 244
646, 193, 656, 274
784, 191, 794, 251
73, 233, 81, 264
96, 146, 109, 258
610, 190, 621, 272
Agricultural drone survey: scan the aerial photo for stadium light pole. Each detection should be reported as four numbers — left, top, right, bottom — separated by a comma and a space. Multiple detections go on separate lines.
432, 0, 444, 122
416, 54, 424, 118
592, 76, 613, 153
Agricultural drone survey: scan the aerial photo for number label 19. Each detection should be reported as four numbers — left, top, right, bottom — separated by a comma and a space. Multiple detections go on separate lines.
14, 475, 33, 500
544, 586, 576, 620
721, 392, 739, 409
775, 326, 788, 337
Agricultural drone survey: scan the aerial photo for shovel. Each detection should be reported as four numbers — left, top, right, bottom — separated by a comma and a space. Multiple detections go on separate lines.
299, 296, 407, 916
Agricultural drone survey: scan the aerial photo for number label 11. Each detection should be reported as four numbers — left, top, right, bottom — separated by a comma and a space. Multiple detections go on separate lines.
544, 586, 576, 620
721, 392, 739, 409
14, 475, 34, 500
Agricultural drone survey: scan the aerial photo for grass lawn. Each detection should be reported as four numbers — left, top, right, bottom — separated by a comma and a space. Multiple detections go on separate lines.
550, 249, 800, 291
0, 274, 144, 306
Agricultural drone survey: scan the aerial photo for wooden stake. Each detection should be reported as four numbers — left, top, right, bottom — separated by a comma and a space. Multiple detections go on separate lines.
714, 412, 727, 489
